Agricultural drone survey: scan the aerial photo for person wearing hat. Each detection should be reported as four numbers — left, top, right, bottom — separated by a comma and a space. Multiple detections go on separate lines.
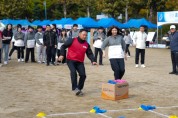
24, 26, 36, 63
93, 27, 106, 65
68, 24, 80, 39
58, 29, 97, 96
35, 25, 46, 64
168, 25, 178, 75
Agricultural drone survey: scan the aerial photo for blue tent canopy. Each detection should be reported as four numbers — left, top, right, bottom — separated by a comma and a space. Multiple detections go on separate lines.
38, 20, 51, 26
32, 20, 42, 25
125, 18, 159, 29
98, 18, 128, 28
2, 19, 33, 26
53, 18, 74, 25
71, 17, 98, 28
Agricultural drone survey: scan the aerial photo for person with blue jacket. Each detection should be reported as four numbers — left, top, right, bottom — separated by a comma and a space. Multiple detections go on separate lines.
169, 25, 178, 75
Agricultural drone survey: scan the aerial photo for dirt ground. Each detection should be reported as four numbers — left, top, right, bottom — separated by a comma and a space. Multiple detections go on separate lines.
0, 46, 178, 118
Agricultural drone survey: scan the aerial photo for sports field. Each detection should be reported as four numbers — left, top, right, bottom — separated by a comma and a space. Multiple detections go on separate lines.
0, 47, 178, 118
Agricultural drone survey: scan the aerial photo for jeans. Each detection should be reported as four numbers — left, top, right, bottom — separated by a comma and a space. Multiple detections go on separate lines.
109, 58, 125, 80
67, 60, 86, 90
2, 43, 10, 62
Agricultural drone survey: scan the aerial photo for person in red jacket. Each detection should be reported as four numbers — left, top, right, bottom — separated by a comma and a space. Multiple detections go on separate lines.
59, 29, 97, 96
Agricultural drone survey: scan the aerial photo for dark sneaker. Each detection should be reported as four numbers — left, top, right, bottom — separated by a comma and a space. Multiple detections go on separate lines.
169, 71, 176, 74
76, 90, 84, 96
51, 62, 56, 66
46, 63, 49, 66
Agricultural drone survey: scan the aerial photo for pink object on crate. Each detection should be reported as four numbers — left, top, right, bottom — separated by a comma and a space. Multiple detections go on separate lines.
114, 80, 127, 84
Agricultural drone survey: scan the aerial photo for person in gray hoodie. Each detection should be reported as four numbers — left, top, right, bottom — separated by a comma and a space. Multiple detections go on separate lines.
24, 26, 36, 63
14, 27, 25, 62
68, 24, 80, 39
57, 29, 68, 64
93, 27, 106, 65
35, 25, 46, 63
101, 26, 126, 80
123, 30, 132, 57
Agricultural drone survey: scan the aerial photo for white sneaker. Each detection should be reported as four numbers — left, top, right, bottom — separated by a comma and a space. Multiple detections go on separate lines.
135, 64, 139, 68
18, 59, 21, 62
38, 61, 42, 64
127, 55, 131, 58
4, 61, 7, 65
141, 64, 146, 68
21, 59, 24, 62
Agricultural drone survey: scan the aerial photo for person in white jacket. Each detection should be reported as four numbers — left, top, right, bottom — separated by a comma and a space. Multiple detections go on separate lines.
133, 25, 147, 68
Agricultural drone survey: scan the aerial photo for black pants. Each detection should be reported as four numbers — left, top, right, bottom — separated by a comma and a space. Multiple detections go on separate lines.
25, 48, 35, 62
17, 47, 24, 59
125, 44, 130, 56
146, 41, 150, 48
171, 51, 178, 72
0, 49, 1, 63
67, 60, 86, 90
94, 48, 103, 64
46, 46, 56, 64
57, 49, 66, 63
109, 58, 125, 80
52, 48, 57, 63
135, 48, 145, 64
9, 42, 16, 57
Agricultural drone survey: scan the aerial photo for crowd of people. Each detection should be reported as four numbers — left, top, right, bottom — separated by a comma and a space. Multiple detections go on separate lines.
0, 23, 178, 96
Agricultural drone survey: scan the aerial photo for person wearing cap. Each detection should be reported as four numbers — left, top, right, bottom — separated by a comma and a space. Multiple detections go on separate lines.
24, 26, 36, 63
43, 25, 57, 66
35, 25, 46, 64
168, 25, 178, 75
68, 24, 80, 39
133, 25, 147, 68
93, 27, 106, 65
58, 29, 97, 96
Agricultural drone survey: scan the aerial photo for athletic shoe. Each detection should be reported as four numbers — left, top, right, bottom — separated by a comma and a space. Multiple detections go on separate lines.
38, 61, 42, 64
18, 59, 21, 62
141, 64, 146, 68
135, 64, 139, 68
76, 90, 84, 96
169, 71, 177, 74
127, 55, 131, 58
21, 59, 24, 62
4, 61, 7, 65
8, 56, 11, 60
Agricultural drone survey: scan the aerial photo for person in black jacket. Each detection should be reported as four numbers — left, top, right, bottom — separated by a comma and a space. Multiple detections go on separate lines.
43, 25, 57, 66
2, 24, 13, 65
